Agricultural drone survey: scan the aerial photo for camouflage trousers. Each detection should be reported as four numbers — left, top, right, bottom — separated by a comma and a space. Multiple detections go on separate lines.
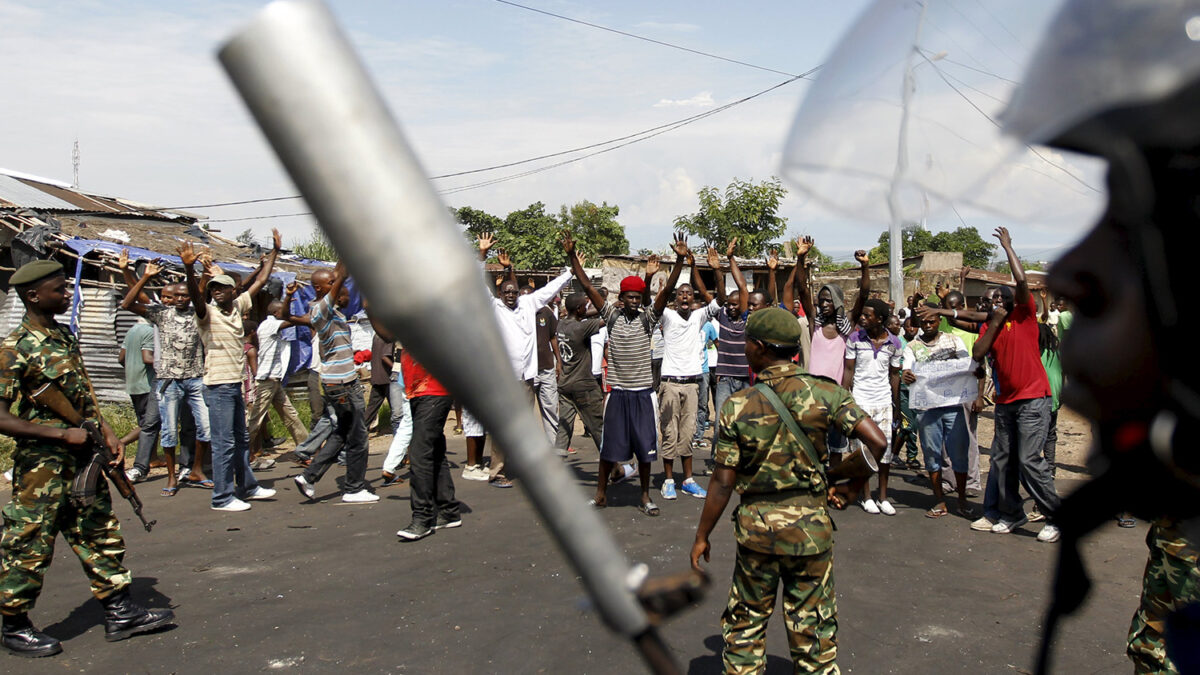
722, 545, 837, 674
1128, 520, 1199, 674
1, 448, 130, 616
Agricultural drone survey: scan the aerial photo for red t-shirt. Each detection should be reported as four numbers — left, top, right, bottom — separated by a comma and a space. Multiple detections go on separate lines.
982, 295, 1051, 404
401, 351, 449, 399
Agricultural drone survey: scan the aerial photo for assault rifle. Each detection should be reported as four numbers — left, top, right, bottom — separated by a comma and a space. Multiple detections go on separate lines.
29, 382, 156, 532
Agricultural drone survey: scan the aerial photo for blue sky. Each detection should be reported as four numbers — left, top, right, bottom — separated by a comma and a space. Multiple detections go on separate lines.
0, 0, 1099, 264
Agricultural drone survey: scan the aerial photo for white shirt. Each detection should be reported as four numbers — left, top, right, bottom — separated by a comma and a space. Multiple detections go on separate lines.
659, 299, 721, 378
492, 270, 573, 380
256, 315, 291, 381
590, 326, 607, 376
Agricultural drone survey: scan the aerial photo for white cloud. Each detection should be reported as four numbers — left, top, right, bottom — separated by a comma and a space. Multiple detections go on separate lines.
653, 91, 715, 108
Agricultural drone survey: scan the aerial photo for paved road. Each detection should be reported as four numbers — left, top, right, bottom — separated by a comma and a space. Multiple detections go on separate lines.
3, 431, 1147, 674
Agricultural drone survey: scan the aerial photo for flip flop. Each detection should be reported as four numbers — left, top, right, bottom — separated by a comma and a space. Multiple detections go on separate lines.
161, 486, 179, 497
640, 501, 660, 517
182, 478, 214, 489
925, 506, 949, 519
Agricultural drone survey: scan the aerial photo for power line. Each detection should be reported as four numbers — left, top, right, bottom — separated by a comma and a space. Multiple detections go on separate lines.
493, 0, 802, 78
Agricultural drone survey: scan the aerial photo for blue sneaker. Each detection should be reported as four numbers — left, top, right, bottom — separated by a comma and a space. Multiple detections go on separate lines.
660, 479, 677, 500
679, 479, 707, 499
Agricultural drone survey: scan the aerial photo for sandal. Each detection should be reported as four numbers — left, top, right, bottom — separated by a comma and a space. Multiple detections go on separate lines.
182, 478, 214, 489
161, 486, 179, 497
640, 501, 660, 517
925, 506, 949, 519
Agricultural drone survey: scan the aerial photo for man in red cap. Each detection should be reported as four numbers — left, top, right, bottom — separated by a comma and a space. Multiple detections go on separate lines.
565, 234, 661, 515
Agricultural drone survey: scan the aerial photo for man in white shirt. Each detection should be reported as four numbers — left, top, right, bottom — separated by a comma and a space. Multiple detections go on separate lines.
247, 300, 309, 462
654, 235, 722, 501
476, 234, 573, 486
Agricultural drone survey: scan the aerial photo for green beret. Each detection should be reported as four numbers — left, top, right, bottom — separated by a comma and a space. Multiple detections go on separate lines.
746, 307, 801, 346
10, 260, 65, 286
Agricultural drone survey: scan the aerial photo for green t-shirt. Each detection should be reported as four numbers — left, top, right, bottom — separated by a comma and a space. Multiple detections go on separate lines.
1041, 349, 1063, 411
123, 322, 156, 396
1057, 310, 1073, 338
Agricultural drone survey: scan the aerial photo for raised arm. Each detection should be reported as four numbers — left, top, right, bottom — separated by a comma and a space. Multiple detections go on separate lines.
1039, 287, 1049, 323
117, 249, 153, 305
244, 228, 281, 298
972, 305, 1008, 361
691, 251, 713, 305
477, 232, 495, 262
642, 254, 659, 307
848, 249, 870, 325
563, 232, 605, 313
178, 242, 206, 320
793, 237, 815, 331
727, 238, 748, 316
654, 234, 690, 314
915, 302, 988, 328
765, 249, 780, 306
495, 247, 517, 289
282, 281, 313, 327
706, 246, 727, 305
120, 259, 165, 316
995, 227, 1030, 305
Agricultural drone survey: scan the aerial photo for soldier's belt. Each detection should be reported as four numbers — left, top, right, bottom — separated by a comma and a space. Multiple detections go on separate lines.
739, 489, 826, 508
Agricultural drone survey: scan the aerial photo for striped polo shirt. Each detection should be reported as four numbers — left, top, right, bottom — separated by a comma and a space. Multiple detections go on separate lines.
714, 310, 749, 379
600, 302, 658, 390
309, 293, 357, 385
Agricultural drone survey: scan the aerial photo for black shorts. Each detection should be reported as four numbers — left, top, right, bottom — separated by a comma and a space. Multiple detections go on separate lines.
600, 388, 658, 464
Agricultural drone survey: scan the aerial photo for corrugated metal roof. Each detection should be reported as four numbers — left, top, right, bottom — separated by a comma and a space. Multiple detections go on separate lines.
0, 174, 80, 210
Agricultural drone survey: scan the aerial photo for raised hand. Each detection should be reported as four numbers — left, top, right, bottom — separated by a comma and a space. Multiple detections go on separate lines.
118, 249, 130, 270
561, 231, 576, 256
198, 248, 215, 270
915, 304, 938, 321
1038, 287, 1047, 300
706, 246, 720, 270
143, 259, 164, 278
645, 254, 660, 277
478, 232, 496, 255
854, 249, 869, 265
496, 249, 512, 268
178, 241, 198, 267
286, 281, 301, 296
994, 226, 1012, 250
725, 237, 738, 258
796, 235, 814, 257
671, 232, 690, 258
333, 260, 346, 281
766, 249, 779, 270
272, 228, 282, 251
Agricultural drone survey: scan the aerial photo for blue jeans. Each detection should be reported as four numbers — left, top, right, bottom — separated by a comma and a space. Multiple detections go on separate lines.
204, 382, 260, 507
917, 406, 967, 474
694, 370, 713, 443
711, 375, 750, 459
986, 396, 1060, 521
158, 377, 210, 448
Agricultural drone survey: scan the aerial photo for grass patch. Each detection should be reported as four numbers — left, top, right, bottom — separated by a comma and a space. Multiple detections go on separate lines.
1, 403, 140, 473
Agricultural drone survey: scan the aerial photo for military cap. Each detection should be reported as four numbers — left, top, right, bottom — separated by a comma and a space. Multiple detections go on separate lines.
746, 307, 801, 346
208, 274, 236, 288
10, 259, 65, 286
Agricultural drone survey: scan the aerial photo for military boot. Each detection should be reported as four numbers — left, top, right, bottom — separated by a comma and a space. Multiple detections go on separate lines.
100, 590, 175, 642
1, 613, 62, 657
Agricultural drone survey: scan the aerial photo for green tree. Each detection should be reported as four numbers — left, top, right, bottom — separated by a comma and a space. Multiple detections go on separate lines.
994, 259, 1045, 274
558, 200, 629, 265
869, 225, 995, 268
292, 226, 338, 261
453, 205, 503, 238
673, 177, 788, 257
236, 228, 257, 245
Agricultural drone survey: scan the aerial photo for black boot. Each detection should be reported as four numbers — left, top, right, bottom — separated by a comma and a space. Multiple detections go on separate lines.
1, 613, 62, 658
100, 590, 175, 642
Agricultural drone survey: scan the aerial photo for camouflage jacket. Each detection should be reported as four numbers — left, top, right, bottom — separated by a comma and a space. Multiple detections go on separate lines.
0, 314, 98, 453
714, 363, 867, 556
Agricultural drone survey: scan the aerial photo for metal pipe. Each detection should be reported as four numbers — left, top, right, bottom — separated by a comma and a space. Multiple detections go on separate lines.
217, 0, 655, 655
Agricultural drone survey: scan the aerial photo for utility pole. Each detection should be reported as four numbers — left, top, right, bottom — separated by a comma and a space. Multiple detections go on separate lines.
72, 139, 80, 189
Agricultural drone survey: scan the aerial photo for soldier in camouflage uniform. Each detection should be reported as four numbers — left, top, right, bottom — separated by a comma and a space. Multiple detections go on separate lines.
691, 308, 887, 674
0, 260, 174, 658
1127, 519, 1199, 673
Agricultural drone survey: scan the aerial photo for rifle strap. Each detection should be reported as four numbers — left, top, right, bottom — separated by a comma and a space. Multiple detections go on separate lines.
752, 382, 823, 476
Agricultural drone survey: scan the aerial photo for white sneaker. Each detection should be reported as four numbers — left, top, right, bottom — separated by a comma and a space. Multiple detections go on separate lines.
245, 486, 276, 501
878, 499, 896, 516
462, 465, 488, 481
125, 467, 146, 483
294, 474, 316, 499
991, 515, 1029, 534
860, 498, 880, 514
212, 498, 251, 512
342, 489, 380, 503
970, 516, 996, 531
1036, 524, 1061, 543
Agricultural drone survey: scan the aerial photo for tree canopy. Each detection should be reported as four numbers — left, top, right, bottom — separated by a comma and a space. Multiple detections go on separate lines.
868, 225, 996, 268
673, 177, 788, 258
452, 200, 630, 269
